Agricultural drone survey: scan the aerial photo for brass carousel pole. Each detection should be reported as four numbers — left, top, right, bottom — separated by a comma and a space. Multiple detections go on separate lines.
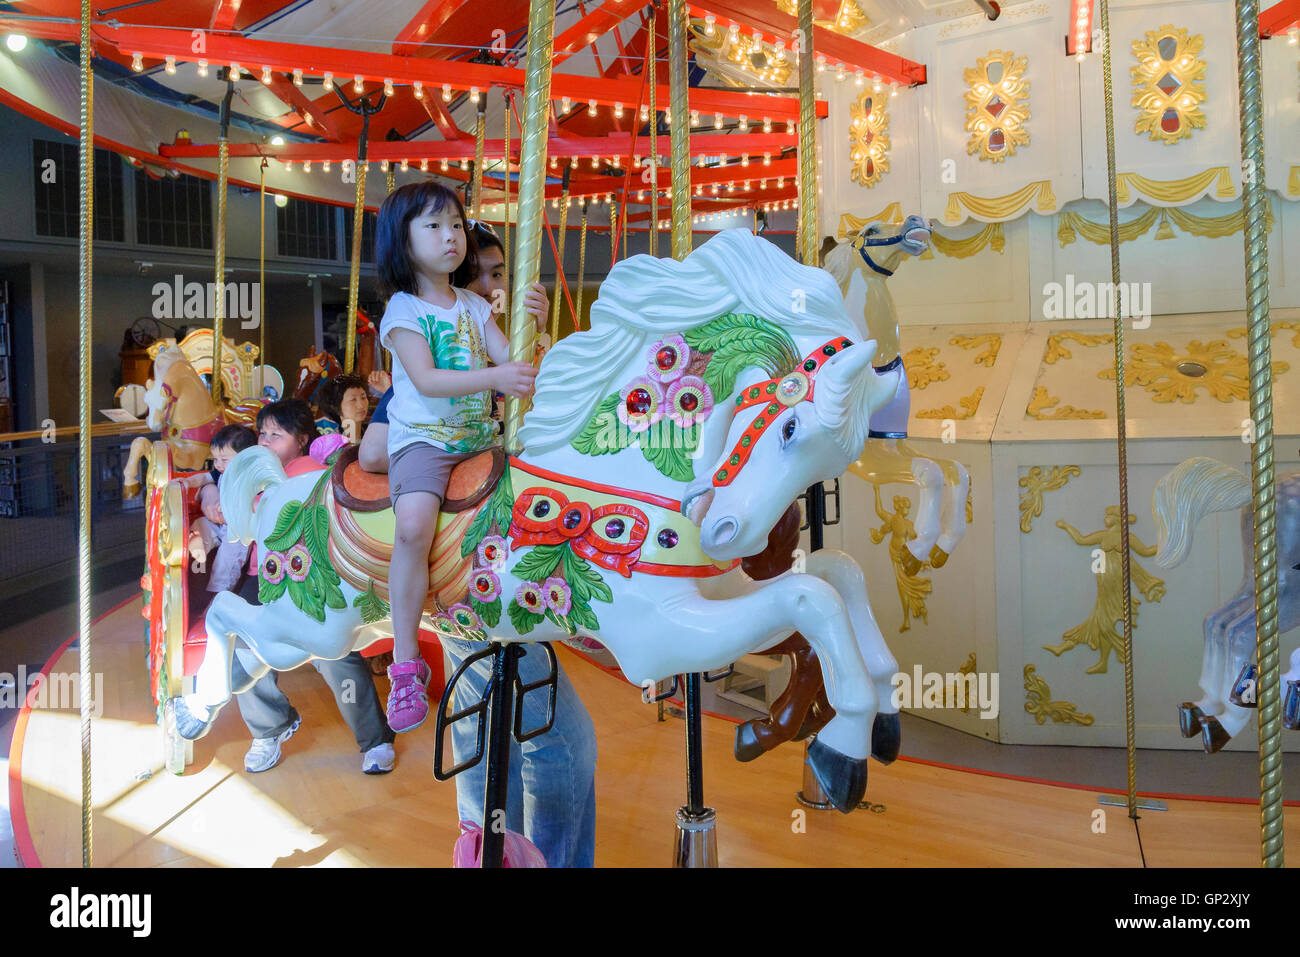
1234, 0, 1282, 867
258, 158, 267, 397
338, 83, 387, 375
647, 10, 658, 258
549, 167, 571, 343
503, 0, 556, 453
212, 74, 235, 404
472, 98, 487, 217
574, 199, 589, 326
76, 0, 95, 868
796, 0, 818, 269
504, 89, 514, 314
1096, 0, 1147, 823
667, 0, 692, 260
609, 202, 618, 262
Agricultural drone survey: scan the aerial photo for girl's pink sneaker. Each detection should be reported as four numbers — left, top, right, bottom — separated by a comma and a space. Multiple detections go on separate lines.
386, 659, 432, 733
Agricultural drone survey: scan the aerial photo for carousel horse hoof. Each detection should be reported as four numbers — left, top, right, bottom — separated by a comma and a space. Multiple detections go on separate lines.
1229, 662, 1260, 708
901, 551, 924, 578
807, 738, 869, 814
171, 696, 218, 741
1283, 681, 1300, 731
870, 712, 901, 765
1199, 715, 1231, 754
733, 722, 767, 763
928, 545, 949, 569
1177, 702, 1206, 738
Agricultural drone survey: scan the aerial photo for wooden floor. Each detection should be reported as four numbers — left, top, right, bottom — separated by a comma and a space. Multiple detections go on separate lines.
11, 597, 1299, 867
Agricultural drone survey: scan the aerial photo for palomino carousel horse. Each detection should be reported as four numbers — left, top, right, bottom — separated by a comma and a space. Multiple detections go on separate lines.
122, 346, 262, 498
822, 215, 970, 573
168, 229, 904, 812
1153, 456, 1300, 753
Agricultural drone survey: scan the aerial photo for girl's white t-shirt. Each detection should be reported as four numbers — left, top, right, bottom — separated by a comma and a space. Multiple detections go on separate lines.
379, 288, 497, 456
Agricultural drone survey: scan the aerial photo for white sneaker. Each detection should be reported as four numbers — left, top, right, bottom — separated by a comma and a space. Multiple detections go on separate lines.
244, 716, 301, 773
362, 742, 395, 775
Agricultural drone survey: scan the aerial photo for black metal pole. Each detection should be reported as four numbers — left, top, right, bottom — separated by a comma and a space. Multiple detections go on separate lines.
806, 481, 826, 551
480, 642, 521, 868
684, 672, 705, 815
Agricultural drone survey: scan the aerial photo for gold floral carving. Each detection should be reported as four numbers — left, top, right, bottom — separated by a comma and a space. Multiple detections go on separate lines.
849, 91, 890, 188
870, 487, 932, 633
917, 387, 984, 420
688, 21, 793, 87
1018, 465, 1081, 533
945, 180, 1056, 224
1045, 508, 1165, 674
965, 479, 973, 524
950, 334, 1002, 366
903, 346, 949, 390
1098, 340, 1288, 403
963, 51, 1030, 162
928, 223, 1005, 258
1116, 167, 1234, 204
1227, 323, 1300, 348
1024, 665, 1095, 726
1026, 386, 1106, 420
1131, 26, 1207, 145
1044, 331, 1114, 365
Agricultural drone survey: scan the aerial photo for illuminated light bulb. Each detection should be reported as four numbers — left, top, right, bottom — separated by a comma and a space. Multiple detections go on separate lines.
566, 196, 573, 207
751, 27, 762, 42
293, 68, 303, 87
763, 152, 771, 165
773, 40, 785, 60
606, 193, 613, 203
322, 71, 332, 89
419, 158, 427, 171
1289, 26, 1299, 45
274, 194, 288, 208
836, 63, 846, 82
710, 184, 718, 195
380, 159, 389, 172
614, 101, 624, 118
561, 96, 571, 113
229, 62, 241, 79
705, 14, 716, 36
855, 69, 864, 86
588, 99, 598, 116
384, 77, 394, 96
613, 155, 621, 168
284, 160, 293, 172
5, 33, 27, 53
470, 86, 480, 103
197, 59, 208, 77
777, 176, 785, 188
440, 159, 449, 171
262, 65, 272, 84
442, 83, 452, 101
323, 159, 331, 173
744, 180, 750, 190
891, 81, 899, 97
690, 110, 700, 127
873, 74, 883, 93
714, 114, 723, 129
763, 116, 772, 133
591, 155, 600, 168
637, 190, 646, 201
738, 114, 748, 130
728, 22, 740, 41
698, 155, 707, 167
640, 104, 649, 121
353, 74, 364, 93
664, 108, 671, 125
728, 182, 735, 192
165, 55, 177, 74
270, 134, 286, 146
816, 54, 826, 73
400, 158, 409, 172
570, 155, 579, 168
550, 156, 558, 168
131, 52, 144, 72
741, 154, 749, 167
303, 160, 311, 172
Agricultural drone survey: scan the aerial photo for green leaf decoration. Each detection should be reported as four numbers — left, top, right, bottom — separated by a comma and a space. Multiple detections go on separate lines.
510, 543, 565, 583
545, 607, 577, 637
568, 599, 600, 633
303, 505, 335, 580
266, 500, 305, 552
353, 580, 390, 624
639, 437, 696, 483
472, 595, 502, 628
571, 394, 634, 457
562, 546, 614, 604
461, 466, 516, 558
287, 578, 325, 623
324, 580, 348, 610
259, 575, 288, 605
685, 313, 800, 401
507, 598, 545, 635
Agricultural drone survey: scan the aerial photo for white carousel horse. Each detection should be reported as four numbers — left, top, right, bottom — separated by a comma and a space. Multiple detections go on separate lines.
121, 345, 261, 497
823, 216, 971, 571
1153, 456, 1300, 752
169, 228, 904, 812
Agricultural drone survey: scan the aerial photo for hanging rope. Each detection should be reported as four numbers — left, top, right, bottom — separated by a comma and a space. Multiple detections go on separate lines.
612, 22, 653, 270
472, 97, 487, 217
575, 200, 589, 328
258, 158, 267, 398
337, 84, 386, 375
1098, 0, 1139, 823
667, 0, 692, 260
609, 202, 618, 262
647, 10, 658, 258
796, 0, 818, 268
386, 166, 396, 194
77, 0, 95, 869
503, 89, 514, 319
1233, 0, 1283, 867
212, 74, 235, 404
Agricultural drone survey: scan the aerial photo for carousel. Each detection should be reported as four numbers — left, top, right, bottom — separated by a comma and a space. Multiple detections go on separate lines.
1, 0, 1299, 871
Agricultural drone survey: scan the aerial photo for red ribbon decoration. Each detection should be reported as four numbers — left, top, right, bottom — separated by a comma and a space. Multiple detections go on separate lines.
509, 487, 649, 578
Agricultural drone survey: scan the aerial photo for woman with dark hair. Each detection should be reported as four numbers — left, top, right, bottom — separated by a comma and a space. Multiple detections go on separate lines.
315, 373, 371, 440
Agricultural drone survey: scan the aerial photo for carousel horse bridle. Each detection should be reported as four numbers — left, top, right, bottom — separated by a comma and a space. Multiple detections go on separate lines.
854, 230, 908, 278
712, 337, 855, 488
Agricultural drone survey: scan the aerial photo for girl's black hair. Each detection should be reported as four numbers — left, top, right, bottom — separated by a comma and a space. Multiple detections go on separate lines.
211, 424, 257, 453
452, 221, 505, 289
316, 373, 369, 424
256, 399, 320, 456
376, 181, 478, 301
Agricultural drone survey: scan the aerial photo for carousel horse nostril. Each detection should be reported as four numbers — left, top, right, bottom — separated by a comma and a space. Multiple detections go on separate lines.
708, 516, 739, 546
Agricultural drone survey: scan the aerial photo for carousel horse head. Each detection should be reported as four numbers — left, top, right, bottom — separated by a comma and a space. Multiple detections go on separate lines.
848, 214, 933, 277
142, 345, 198, 431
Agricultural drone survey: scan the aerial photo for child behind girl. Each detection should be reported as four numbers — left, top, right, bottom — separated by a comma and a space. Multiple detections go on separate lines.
186, 424, 258, 593
376, 181, 541, 733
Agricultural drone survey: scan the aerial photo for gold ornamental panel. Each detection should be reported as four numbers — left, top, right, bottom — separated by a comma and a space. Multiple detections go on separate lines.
1130, 25, 1207, 145
849, 91, 890, 189
963, 51, 1030, 163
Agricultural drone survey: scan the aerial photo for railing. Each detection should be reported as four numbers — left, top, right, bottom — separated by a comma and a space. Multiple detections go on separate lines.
0, 430, 153, 603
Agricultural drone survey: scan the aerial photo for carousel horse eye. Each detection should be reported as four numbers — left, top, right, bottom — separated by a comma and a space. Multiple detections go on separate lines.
657, 528, 679, 548
604, 518, 625, 538
782, 418, 797, 441
562, 508, 583, 530
532, 500, 551, 518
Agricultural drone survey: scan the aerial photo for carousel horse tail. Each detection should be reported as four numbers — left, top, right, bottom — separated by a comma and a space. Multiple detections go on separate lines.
1152, 457, 1251, 569
220, 446, 287, 546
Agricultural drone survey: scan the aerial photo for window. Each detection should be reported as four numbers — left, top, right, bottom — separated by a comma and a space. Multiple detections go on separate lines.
135, 169, 212, 248
277, 197, 339, 260
343, 209, 377, 265
32, 140, 126, 242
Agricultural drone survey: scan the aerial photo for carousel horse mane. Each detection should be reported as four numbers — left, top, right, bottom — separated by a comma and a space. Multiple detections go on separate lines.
151, 344, 191, 383
518, 228, 859, 454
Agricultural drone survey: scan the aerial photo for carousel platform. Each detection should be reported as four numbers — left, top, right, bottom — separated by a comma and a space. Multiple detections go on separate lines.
8, 592, 1300, 868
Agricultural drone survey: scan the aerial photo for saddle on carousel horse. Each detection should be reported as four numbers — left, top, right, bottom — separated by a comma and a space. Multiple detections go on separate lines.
326, 444, 508, 613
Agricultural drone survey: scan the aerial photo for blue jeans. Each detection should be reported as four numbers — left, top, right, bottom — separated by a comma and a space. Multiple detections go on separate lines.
442, 637, 597, 868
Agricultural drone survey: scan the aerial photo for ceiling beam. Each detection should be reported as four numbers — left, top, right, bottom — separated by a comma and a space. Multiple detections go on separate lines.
553, 0, 640, 66
1259, 0, 1300, 36
209, 0, 243, 33
264, 73, 345, 140
392, 0, 474, 56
